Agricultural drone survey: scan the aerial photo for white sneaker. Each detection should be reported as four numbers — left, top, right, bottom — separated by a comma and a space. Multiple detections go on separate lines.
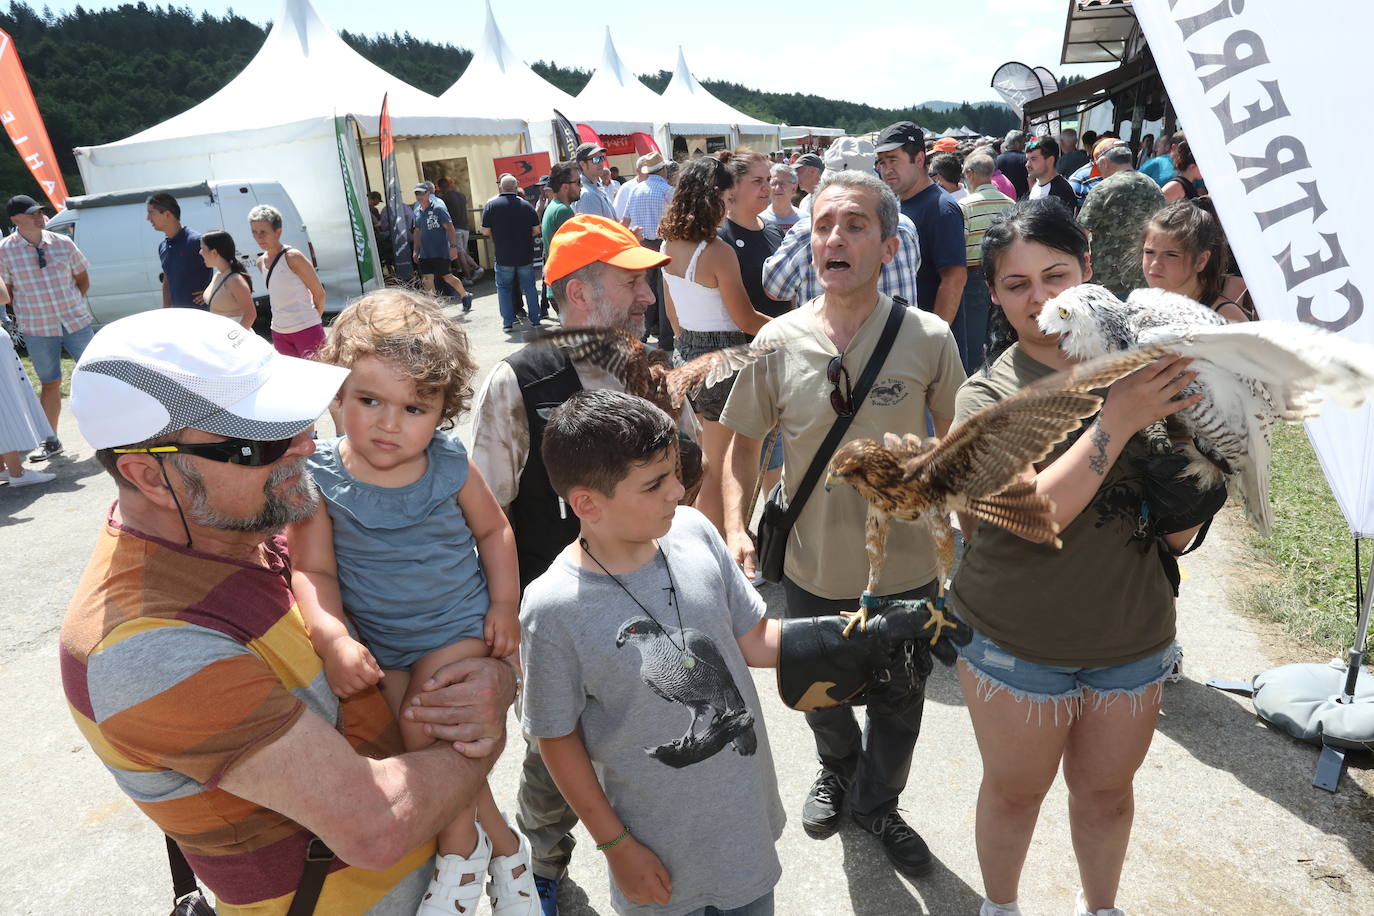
981, 899, 1021, 915
487, 828, 540, 914
418, 822, 491, 915
1076, 889, 1126, 916
8, 469, 55, 488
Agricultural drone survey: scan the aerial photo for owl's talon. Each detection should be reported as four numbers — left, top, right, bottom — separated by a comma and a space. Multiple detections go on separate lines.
839, 608, 869, 638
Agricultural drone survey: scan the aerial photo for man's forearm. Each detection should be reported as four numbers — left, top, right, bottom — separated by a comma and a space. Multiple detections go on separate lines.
933, 270, 966, 324
723, 432, 761, 536
368, 742, 502, 861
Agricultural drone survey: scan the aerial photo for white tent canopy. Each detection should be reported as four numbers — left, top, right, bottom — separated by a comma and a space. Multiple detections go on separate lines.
439, 2, 573, 147
657, 47, 780, 151
779, 125, 846, 142
574, 28, 659, 138
76, 0, 524, 306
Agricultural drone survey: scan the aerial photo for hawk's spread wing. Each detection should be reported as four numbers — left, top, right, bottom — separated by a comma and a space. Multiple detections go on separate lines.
904, 345, 1177, 496
665, 344, 773, 410
534, 327, 644, 387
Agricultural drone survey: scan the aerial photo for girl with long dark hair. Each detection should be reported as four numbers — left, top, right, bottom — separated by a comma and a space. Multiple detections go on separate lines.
199, 229, 255, 329
1141, 202, 1249, 322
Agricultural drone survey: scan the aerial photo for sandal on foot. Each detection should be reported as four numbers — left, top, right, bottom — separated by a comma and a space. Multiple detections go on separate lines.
418, 822, 491, 915
487, 830, 540, 915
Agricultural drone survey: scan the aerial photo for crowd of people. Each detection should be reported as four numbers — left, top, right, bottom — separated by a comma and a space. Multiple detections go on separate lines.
21, 112, 1244, 916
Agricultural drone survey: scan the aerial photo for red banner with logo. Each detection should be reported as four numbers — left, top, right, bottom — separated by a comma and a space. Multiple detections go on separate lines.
0, 29, 69, 210
493, 152, 552, 192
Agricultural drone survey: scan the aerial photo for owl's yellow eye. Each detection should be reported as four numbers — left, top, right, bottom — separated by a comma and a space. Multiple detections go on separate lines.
1058, 306, 1069, 319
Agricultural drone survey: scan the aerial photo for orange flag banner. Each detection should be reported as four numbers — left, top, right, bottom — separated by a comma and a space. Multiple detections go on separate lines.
0, 28, 69, 210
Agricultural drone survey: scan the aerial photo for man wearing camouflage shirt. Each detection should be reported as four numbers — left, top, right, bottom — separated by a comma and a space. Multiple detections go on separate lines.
1077, 144, 1165, 297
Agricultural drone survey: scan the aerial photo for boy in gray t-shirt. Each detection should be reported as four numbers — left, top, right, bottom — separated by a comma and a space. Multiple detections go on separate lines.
521, 390, 787, 916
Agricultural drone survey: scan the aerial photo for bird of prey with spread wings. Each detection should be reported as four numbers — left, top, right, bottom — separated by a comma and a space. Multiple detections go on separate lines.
826, 343, 1213, 639
533, 327, 772, 501
1039, 285, 1374, 535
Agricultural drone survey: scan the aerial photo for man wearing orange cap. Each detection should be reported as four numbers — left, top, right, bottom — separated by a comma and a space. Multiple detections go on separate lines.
469, 213, 670, 913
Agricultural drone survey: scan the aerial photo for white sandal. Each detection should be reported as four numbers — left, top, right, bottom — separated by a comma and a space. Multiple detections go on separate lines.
487, 829, 540, 915
417, 822, 491, 915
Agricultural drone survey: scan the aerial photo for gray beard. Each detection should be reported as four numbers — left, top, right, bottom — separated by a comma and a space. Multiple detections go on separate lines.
173, 456, 320, 533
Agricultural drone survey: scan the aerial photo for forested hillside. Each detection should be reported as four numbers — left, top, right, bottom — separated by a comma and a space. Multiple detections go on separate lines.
0, 2, 1015, 200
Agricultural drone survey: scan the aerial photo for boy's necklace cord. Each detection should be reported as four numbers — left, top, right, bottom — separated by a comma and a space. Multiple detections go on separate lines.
579, 537, 694, 664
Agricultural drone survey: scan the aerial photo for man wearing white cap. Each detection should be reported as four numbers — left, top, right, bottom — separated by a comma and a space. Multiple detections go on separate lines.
761, 138, 921, 306
60, 310, 516, 912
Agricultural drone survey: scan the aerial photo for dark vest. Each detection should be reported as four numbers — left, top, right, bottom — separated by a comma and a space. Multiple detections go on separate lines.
506, 345, 584, 588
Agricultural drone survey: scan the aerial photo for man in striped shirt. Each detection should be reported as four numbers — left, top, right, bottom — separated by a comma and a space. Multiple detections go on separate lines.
957, 153, 1014, 372
61, 309, 516, 914
0, 194, 92, 461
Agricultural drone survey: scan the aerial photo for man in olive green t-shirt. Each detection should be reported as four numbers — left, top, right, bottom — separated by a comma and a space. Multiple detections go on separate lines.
719, 170, 964, 880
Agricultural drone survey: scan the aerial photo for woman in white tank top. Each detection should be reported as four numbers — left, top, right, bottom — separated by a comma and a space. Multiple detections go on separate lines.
249, 204, 326, 358
659, 155, 773, 534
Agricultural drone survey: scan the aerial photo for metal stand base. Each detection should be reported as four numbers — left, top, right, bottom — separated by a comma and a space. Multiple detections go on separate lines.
1205, 678, 1254, 696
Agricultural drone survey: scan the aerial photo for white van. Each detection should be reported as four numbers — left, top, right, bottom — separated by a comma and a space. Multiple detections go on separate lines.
45, 179, 317, 327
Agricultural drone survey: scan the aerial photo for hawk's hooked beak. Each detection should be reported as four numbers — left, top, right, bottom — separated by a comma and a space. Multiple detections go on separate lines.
824, 471, 836, 492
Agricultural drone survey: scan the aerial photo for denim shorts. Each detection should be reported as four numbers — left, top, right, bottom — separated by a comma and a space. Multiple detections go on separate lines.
958, 623, 1179, 720
761, 427, 783, 471
26, 324, 96, 383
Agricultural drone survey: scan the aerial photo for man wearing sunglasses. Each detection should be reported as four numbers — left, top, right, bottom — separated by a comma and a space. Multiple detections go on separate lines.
61, 309, 517, 912
572, 142, 617, 219
0, 194, 92, 463
720, 170, 964, 881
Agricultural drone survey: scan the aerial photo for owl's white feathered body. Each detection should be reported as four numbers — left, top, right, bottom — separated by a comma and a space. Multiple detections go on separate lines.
1038, 285, 1374, 536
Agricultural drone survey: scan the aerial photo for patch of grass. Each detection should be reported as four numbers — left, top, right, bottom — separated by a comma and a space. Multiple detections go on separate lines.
1235, 423, 1372, 654
19, 356, 75, 397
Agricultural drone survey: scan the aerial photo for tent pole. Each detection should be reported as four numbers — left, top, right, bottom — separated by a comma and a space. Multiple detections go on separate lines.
1340, 538, 1372, 702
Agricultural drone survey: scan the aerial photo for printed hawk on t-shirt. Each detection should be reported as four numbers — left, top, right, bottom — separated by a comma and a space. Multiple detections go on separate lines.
615, 615, 757, 769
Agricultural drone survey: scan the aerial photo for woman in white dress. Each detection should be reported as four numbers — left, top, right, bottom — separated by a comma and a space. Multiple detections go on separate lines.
0, 277, 56, 487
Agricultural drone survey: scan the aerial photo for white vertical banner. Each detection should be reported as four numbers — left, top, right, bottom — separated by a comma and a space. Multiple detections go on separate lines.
1135, 0, 1374, 536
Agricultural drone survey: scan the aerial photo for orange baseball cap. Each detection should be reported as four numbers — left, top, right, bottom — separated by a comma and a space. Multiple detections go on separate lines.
544, 214, 669, 283
931, 137, 959, 152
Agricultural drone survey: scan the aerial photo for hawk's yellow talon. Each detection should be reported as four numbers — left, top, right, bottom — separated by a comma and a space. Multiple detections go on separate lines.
839, 607, 870, 638
922, 604, 957, 645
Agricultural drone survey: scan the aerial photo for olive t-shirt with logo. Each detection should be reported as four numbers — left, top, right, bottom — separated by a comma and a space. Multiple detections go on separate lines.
947, 344, 1176, 667
721, 295, 964, 600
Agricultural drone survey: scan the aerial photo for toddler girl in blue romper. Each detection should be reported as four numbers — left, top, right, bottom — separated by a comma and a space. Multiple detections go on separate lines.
289, 290, 536, 915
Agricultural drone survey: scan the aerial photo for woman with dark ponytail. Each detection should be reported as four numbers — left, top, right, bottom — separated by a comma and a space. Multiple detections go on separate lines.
952, 199, 1208, 916
199, 229, 255, 329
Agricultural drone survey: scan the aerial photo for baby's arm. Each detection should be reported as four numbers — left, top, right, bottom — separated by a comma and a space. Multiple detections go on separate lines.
457, 462, 521, 659
539, 730, 672, 906
288, 501, 382, 698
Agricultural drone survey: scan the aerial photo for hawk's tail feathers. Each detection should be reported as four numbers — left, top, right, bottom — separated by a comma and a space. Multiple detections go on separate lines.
968, 481, 1062, 547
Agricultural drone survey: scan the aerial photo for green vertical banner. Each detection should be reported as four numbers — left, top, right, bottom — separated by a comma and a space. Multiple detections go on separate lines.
335, 114, 377, 285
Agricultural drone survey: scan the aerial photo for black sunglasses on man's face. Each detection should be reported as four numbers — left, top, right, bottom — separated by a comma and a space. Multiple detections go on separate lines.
113, 436, 297, 467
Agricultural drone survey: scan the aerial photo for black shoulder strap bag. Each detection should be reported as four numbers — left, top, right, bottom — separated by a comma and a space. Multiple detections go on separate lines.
756, 297, 907, 583
166, 833, 333, 916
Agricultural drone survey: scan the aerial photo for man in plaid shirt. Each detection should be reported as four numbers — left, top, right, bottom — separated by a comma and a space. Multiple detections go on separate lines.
622, 151, 675, 351
0, 194, 92, 461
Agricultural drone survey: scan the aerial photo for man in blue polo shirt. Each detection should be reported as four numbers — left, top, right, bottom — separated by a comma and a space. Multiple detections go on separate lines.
874, 122, 969, 362
147, 192, 212, 310
481, 174, 543, 332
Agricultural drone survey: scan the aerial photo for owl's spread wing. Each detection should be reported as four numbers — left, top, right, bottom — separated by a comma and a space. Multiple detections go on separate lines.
533, 327, 644, 387
665, 344, 773, 409
904, 345, 1177, 495
1139, 321, 1374, 412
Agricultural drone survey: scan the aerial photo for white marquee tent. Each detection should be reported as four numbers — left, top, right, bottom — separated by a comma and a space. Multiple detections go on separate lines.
657, 47, 781, 154
75, 0, 524, 305
574, 28, 661, 145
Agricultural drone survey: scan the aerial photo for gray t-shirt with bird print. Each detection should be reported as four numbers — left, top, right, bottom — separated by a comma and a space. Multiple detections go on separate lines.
520, 506, 785, 916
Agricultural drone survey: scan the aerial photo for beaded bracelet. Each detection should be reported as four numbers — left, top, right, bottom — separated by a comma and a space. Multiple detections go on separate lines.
595, 825, 631, 851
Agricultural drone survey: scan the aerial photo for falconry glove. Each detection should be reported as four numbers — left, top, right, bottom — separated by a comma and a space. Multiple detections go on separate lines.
776, 599, 972, 711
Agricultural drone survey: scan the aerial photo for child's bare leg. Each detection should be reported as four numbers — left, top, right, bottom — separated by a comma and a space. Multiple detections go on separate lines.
476, 781, 520, 859
400, 639, 492, 858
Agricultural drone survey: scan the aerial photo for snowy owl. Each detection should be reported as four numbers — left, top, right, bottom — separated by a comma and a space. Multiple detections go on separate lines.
1038, 284, 1374, 536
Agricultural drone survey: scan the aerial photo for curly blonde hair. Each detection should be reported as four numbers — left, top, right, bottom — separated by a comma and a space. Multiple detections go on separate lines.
315, 289, 477, 428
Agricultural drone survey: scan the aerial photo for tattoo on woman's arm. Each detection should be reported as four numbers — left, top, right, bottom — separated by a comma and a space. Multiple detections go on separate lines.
1088, 423, 1110, 476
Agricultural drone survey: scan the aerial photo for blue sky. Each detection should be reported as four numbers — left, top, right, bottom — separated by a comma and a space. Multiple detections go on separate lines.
43, 0, 1112, 109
